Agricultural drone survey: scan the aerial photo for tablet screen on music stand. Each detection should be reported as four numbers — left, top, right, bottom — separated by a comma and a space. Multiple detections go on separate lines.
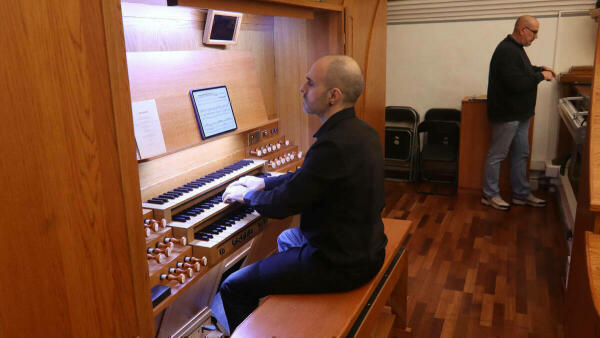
189, 86, 238, 139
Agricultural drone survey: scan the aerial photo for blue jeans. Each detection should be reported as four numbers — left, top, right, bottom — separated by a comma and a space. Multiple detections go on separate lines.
277, 227, 307, 252
482, 119, 531, 200
212, 227, 382, 333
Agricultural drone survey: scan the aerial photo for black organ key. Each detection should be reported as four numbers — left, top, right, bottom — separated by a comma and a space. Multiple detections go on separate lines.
147, 199, 166, 205
146, 159, 260, 205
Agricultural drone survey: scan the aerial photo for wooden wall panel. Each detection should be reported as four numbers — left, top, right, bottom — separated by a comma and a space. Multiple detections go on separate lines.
0, 1, 152, 337
176, 0, 315, 18
274, 12, 343, 153
127, 50, 269, 151
566, 19, 600, 338
122, 3, 276, 120
102, 1, 155, 336
344, 0, 387, 146
274, 16, 312, 153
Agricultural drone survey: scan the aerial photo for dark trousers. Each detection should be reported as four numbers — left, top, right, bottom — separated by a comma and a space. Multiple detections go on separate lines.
218, 241, 383, 332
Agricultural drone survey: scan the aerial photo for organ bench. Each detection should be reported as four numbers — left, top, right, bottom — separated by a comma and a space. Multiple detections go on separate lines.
232, 218, 412, 338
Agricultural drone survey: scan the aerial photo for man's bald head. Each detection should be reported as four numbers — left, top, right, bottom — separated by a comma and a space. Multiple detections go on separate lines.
317, 55, 365, 105
514, 15, 538, 33
512, 15, 539, 46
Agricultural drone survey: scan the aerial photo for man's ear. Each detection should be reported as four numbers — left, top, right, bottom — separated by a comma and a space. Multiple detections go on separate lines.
329, 88, 343, 105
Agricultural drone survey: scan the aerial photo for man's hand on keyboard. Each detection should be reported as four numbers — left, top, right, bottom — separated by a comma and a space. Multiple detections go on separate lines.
222, 184, 250, 204
229, 175, 265, 191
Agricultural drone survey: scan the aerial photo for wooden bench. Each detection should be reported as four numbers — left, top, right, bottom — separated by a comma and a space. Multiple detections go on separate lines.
232, 218, 412, 337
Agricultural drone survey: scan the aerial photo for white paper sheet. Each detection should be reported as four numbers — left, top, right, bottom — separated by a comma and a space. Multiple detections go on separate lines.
131, 99, 167, 159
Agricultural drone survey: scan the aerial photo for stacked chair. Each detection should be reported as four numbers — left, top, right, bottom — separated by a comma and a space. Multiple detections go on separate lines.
384, 106, 419, 182
416, 108, 461, 195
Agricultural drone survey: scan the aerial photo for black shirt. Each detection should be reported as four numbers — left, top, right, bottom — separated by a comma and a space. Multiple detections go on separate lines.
487, 35, 544, 123
244, 107, 388, 269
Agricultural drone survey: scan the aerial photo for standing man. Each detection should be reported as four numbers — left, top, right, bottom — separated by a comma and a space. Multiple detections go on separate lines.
212, 55, 388, 334
481, 15, 555, 211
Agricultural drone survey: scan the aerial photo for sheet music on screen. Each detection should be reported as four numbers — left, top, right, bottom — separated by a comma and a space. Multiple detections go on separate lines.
190, 86, 238, 139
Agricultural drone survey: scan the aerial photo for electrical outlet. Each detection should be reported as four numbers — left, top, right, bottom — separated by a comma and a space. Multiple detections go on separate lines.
248, 129, 260, 145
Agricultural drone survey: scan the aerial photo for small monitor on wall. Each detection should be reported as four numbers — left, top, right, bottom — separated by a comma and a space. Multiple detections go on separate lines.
203, 9, 243, 45
189, 86, 238, 140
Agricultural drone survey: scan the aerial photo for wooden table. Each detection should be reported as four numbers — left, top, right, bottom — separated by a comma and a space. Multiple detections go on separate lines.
458, 97, 533, 192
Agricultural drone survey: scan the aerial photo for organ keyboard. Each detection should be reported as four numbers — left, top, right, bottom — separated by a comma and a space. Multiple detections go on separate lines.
142, 159, 266, 222
189, 206, 266, 267
169, 192, 231, 243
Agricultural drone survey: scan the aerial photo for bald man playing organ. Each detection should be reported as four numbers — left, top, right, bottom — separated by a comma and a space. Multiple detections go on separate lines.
481, 15, 555, 211
213, 55, 388, 333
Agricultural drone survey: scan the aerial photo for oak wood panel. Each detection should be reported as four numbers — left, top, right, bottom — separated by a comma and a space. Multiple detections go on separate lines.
344, 0, 387, 147
589, 21, 600, 212
274, 12, 343, 153
177, 0, 315, 19
587, 232, 600, 320
232, 219, 411, 337
102, 1, 156, 336
566, 18, 600, 338
0, 1, 151, 336
127, 50, 269, 152
122, 3, 276, 120
273, 16, 313, 153
257, 0, 343, 11
306, 10, 344, 139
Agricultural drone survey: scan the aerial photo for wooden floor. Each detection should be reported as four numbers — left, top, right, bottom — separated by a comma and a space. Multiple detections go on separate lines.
383, 181, 568, 338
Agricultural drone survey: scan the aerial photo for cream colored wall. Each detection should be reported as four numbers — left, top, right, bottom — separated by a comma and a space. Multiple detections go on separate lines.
386, 15, 597, 168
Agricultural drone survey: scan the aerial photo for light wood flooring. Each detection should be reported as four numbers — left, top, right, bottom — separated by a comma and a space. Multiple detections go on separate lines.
383, 181, 568, 338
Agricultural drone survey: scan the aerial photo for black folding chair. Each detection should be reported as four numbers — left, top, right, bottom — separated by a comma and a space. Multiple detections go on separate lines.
384, 106, 419, 182
416, 119, 460, 195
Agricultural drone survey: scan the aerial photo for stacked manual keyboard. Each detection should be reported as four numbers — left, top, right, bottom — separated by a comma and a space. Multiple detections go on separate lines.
142, 159, 266, 222
189, 206, 266, 266
172, 193, 224, 223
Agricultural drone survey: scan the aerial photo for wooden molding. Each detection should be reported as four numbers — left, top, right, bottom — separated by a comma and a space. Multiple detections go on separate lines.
388, 0, 595, 24
588, 22, 600, 211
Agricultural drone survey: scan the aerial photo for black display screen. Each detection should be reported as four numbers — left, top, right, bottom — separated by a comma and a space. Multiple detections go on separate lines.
210, 15, 238, 41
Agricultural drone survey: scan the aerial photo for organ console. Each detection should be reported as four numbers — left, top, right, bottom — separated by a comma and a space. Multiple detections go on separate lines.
126, 32, 306, 336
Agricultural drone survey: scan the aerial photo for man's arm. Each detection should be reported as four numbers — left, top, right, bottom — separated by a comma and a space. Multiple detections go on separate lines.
497, 49, 545, 92
263, 172, 294, 190
245, 140, 345, 219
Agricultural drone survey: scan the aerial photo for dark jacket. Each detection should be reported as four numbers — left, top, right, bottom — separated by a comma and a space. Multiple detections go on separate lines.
487, 35, 544, 122
245, 107, 388, 270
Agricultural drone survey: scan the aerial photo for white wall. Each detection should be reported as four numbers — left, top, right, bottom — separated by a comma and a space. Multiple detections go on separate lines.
386, 14, 597, 168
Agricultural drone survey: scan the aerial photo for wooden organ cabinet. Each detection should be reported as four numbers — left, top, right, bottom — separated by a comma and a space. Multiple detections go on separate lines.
0, 0, 386, 337
566, 8, 600, 338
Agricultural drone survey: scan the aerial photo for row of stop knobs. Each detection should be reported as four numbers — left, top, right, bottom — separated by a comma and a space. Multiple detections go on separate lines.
249, 139, 290, 157
147, 236, 189, 263
268, 151, 303, 169
144, 218, 168, 237
159, 256, 208, 284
